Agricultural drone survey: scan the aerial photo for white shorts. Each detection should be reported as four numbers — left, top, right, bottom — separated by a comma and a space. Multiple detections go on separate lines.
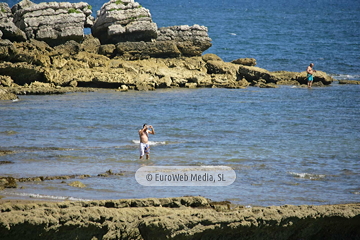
139, 143, 150, 156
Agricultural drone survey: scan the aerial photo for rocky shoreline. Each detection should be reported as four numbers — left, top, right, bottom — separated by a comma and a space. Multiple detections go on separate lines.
1, 167, 359, 239
0, 34, 339, 101
3, 0, 359, 101
0, 196, 359, 239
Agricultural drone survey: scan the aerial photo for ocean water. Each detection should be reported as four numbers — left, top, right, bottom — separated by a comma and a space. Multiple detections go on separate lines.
1, 0, 360, 206
5, 0, 360, 79
1, 86, 360, 206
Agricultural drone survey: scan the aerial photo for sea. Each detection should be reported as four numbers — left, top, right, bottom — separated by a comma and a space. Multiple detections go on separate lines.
0, 0, 359, 206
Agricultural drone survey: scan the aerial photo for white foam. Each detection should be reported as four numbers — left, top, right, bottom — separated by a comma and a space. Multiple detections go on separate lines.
288, 172, 326, 180
331, 74, 360, 81
132, 140, 166, 145
5, 192, 92, 201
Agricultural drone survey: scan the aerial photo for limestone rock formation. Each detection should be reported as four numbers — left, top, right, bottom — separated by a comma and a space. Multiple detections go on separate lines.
0, 197, 359, 240
231, 58, 256, 66
0, 37, 336, 99
11, 0, 93, 46
115, 41, 181, 59
92, 0, 157, 44
0, 3, 27, 42
339, 80, 360, 85
239, 66, 335, 86
239, 65, 278, 84
0, 87, 18, 100
157, 24, 212, 56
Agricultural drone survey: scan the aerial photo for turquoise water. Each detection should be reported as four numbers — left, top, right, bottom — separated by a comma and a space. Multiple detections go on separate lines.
1, 85, 359, 206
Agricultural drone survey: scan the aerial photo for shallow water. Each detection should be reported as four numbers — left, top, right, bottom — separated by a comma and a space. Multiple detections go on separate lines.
1, 84, 359, 206
2, 0, 360, 205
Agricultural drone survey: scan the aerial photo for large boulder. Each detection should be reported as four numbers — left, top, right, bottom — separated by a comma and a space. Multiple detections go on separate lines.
205, 60, 237, 75
157, 25, 212, 56
295, 70, 334, 85
0, 3, 27, 42
238, 65, 279, 84
11, 0, 93, 46
92, 0, 158, 44
239, 66, 335, 86
231, 58, 256, 66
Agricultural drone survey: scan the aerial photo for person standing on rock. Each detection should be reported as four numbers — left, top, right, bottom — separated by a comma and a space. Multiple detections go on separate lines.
139, 124, 155, 159
306, 63, 316, 88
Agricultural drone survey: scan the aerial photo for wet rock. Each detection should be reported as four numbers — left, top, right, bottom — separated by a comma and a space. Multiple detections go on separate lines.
0, 150, 15, 157
339, 80, 360, 85
68, 181, 86, 188
0, 177, 17, 189
92, 0, 157, 44
0, 161, 13, 164
259, 82, 279, 88
276, 79, 300, 85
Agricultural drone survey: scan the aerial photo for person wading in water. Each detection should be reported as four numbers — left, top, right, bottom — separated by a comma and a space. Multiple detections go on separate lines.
138, 124, 155, 159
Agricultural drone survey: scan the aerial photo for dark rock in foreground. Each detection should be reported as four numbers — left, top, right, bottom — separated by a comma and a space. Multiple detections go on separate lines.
339, 80, 360, 85
0, 197, 359, 240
